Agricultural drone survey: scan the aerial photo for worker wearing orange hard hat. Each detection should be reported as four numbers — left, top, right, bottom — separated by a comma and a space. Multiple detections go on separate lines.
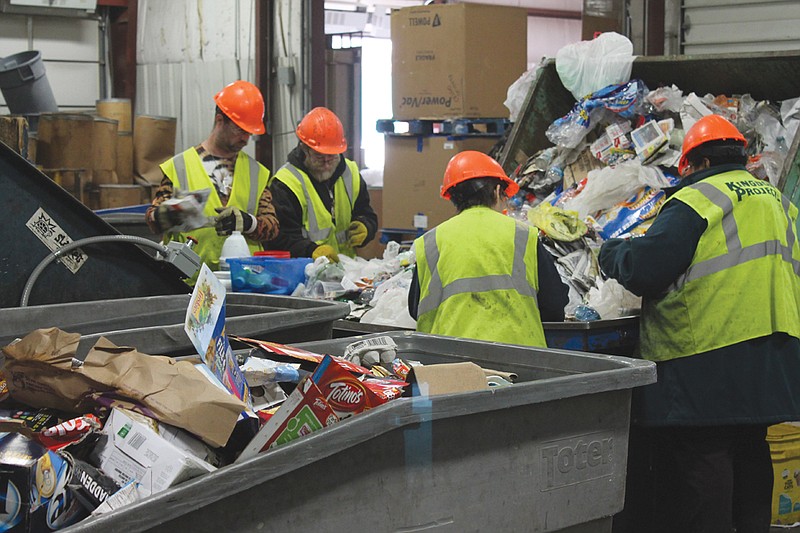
268, 107, 377, 262
600, 114, 800, 532
146, 80, 279, 277
408, 150, 568, 346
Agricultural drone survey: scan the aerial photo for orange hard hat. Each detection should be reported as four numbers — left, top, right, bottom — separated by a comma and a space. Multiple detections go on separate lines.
678, 114, 746, 175
296, 107, 347, 155
441, 151, 520, 200
214, 80, 266, 135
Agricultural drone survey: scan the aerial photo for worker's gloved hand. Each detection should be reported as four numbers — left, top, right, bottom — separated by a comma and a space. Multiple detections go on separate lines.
214, 206, 256, 236
312, 244, 339, 263
347, 221, 368, 247
154, 203, 188, 232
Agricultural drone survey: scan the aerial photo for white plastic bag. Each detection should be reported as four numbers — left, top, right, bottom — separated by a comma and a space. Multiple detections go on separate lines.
360, 268, 416, 328
586, 278, 641, 319
504, 59, 545, 122
555, 32, 635, 102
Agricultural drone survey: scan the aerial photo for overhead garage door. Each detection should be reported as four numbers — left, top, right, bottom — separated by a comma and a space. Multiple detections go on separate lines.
682, 0, 800, 54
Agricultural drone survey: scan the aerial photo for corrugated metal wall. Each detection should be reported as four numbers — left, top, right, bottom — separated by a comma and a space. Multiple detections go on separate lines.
682, 0, 800, 54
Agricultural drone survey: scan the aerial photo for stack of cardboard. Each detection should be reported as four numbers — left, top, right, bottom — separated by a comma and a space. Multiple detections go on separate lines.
383, 2, 527, 231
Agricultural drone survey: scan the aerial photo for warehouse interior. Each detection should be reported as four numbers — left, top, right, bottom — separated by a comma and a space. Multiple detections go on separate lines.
1, 0, 800, 531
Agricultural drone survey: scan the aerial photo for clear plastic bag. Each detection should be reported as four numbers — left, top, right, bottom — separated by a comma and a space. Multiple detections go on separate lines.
555, 32, 635, 102
504, 59, 546, 122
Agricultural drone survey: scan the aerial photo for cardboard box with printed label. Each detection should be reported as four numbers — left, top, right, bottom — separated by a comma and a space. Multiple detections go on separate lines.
90, 408, 216, 498
382, 135, 497, 230
391, 3, 527, 120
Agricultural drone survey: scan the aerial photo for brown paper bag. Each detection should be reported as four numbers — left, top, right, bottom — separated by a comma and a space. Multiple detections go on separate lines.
2, 328, 245, 448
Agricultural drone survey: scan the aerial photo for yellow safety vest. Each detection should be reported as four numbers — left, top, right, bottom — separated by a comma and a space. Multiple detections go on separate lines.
414, 206, 547, 347
272, 159, 361, 258
641, 169, 800, 361
160, 148, 269, 276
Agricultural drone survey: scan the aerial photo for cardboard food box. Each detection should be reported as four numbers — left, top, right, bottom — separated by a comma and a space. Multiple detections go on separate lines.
408, 362, 490, 397
382, 135, 497, 230
0, 433, 85, 532
391, 3, 527, 120
90, 408, 215, 498
236, 377, 339, 463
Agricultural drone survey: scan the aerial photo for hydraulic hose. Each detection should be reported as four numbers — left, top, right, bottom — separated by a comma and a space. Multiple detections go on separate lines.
20, 234, 171, 307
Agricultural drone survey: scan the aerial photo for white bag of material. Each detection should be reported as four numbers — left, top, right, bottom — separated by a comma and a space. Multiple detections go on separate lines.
586, 277, 641, 319
360, 268, 416, 328
504, 59, 546, 122
555, 32, 635, 102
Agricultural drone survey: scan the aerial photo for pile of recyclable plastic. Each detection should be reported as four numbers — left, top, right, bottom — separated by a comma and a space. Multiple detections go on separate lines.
506, 74, 800, 320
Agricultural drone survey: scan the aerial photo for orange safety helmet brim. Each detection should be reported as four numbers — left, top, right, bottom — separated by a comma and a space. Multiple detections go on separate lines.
678, 114, 746, 175
440, 151, 520, 200
214, 80, 266, 135
296, 107, 347, 155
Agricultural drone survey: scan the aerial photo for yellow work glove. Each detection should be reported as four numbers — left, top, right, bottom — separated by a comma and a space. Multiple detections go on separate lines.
347, 221, 368, 247
312, 244, 339, 263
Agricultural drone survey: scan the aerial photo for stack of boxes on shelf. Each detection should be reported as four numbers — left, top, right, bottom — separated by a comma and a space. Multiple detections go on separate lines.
382, 2, 527, 236
7, 99, 176, 211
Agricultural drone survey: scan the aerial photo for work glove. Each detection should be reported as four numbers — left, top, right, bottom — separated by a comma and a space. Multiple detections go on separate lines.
347, 221, 368, 247
214, 206, 256, 236
312, 244, 339, 263
154, 203, 188, 232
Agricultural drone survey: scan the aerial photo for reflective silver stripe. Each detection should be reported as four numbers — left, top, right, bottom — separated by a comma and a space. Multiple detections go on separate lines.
675, 183, 800, 288
342, 164, 354, 204
781, 193, 797, 254
417, 223, 537, 316
693, 182, 740, 251
174, 153, 189, 191
418, 230, 443, 317
245, 155, 260, 214
336, 230, 348, 245
281, 164, 330, 242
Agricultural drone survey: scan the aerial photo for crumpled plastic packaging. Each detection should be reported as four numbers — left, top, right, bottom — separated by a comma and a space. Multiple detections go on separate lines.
586, 278, 641, 319
504, 58, 547, 122
360, 268, 416, 328
646, 84, 684, 114
561, 160, 672, 220
546, 79, 650, 149
527, 202, 587, 242
555, 32, 635, 102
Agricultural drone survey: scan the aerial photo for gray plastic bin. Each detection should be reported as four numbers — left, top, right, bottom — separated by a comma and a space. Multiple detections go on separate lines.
333, 316, 640, 356
0, 50, 58, 114
0, 293, 350, 354
63, 331, 655, 533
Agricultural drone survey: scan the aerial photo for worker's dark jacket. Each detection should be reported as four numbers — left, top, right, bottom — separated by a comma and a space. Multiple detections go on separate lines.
600, 163, 800, 426
267, 145, 378, 257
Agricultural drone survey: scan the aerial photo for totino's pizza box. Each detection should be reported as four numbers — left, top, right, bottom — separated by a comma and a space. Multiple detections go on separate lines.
89, 408, 215, 498
235, 376, 339, 463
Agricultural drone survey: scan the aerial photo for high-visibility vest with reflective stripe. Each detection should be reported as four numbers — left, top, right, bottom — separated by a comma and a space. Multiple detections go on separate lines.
641, 169, 800, 361
159, 148, 269, 274
272, 159, 361, 258
414, 206, 547, 347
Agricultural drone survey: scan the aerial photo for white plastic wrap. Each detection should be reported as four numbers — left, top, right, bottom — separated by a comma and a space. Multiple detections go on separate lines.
555, 32, 635, 102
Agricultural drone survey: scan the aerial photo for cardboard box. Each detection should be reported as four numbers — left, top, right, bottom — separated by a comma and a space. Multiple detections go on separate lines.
408, 362, 490, 397
382, 135, 497, 229
43, 168, 91, 204
0, 433, 85, 531
391, 3, 527, 119
356, 187, 385, 260
236, 377, 339, 463
87, 183, 146, 210
90, 408, 215, 498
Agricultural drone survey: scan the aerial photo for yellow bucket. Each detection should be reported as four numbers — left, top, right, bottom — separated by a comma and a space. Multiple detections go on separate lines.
768, 423, 800, 525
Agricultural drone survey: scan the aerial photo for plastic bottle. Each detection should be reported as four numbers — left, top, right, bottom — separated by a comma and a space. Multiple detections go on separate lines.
220, 231, 249, 270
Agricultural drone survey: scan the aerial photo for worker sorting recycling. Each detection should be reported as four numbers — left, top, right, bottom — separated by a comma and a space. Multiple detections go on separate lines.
5, 5, 800, 533
408, 150, 568, 346
145, 80, 279, 277
600, 115, 800, 533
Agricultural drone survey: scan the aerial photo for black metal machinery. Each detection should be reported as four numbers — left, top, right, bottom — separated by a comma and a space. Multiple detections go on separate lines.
0, 140, 191, 308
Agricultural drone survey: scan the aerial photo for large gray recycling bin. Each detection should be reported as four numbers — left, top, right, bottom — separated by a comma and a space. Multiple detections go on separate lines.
497, 50, 800, 210
64, 331, 656, 533
0, 293, 350, 354
333, 316, 640, 356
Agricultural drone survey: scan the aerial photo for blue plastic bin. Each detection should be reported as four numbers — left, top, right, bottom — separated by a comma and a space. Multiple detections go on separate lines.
227, 257, 312, 295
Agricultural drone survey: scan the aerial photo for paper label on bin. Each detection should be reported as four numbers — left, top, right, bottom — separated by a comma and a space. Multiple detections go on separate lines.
185, 265, 252, 407
26, 207, 88, 274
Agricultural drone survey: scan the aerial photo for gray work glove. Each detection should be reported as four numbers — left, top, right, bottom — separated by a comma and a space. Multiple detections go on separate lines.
214, 206, 256, 236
